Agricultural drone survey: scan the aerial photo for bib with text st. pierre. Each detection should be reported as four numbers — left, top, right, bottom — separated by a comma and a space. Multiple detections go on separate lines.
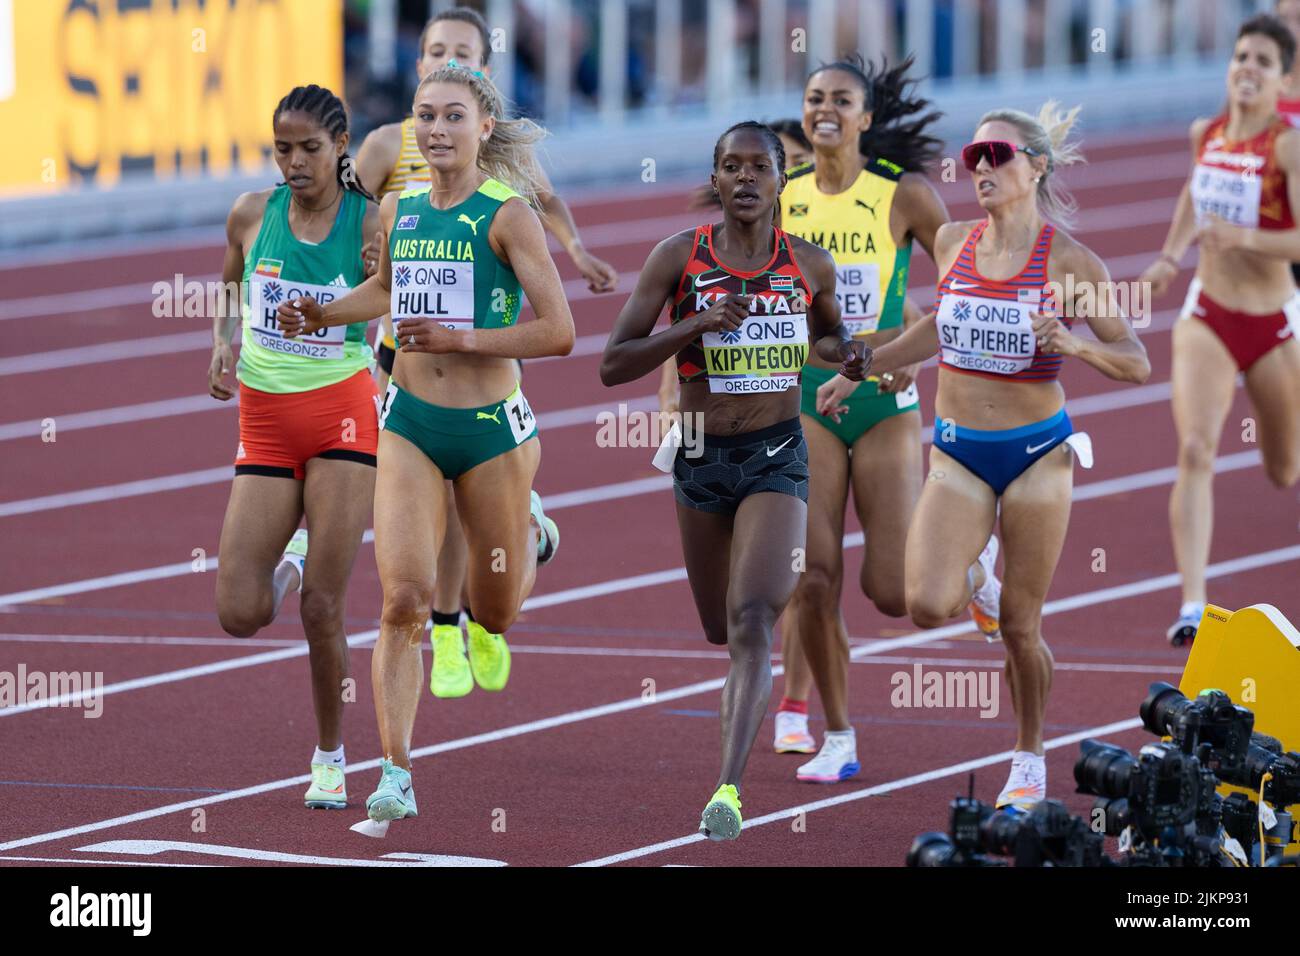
701, 293, 809, 394
250, 277, 348, 359
936, 293, 1038, 377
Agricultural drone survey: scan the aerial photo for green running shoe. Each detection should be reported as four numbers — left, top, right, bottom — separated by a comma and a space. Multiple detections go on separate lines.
467, 619, 511, 691
699, 784, 743, 841
430, 624, 473, 698
365, 758, 417, 822
304, 762, 347, 809
531, 490, 559, 565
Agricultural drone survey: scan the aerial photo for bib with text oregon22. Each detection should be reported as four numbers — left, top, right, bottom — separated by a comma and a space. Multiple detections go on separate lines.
937, 292, 1039, 376
700, 291, 809, 393
250, 278, 347, 359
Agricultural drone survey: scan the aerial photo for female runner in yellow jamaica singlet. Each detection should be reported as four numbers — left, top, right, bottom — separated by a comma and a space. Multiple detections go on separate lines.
353, 6, 619, 692
771, 55, 950, 784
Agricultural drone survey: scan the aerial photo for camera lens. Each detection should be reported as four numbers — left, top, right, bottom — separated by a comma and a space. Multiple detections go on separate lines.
1075, 739, 1135, 798
907, 832, 957, 867
1140, 681, 1187, 737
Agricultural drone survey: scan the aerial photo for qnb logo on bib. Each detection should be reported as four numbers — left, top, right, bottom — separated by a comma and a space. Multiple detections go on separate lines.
390, 260, 476, 331
1191, 162, 1262, 229
251, 278, 346, 359
937, 293, 1036, 376
835, 261, 881, 336
702, 315, 809, 394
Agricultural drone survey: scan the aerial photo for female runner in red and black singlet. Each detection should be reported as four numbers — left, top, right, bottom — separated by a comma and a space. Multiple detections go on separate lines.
601, 122, 867, 841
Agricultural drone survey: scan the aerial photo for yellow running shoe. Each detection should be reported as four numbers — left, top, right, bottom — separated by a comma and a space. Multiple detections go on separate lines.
699, 784, 743, 841
466, 619, 511, 691
304, 762, 346, 809
430, 624, 473, 698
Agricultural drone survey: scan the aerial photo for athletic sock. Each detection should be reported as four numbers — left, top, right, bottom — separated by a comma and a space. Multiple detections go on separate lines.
463, 606, 476, 624
312, 745, 344, 767
778, 697, 808, 716
430, 609, 459, 627
825, 728, 855, 740
1179, 601, 1205, 620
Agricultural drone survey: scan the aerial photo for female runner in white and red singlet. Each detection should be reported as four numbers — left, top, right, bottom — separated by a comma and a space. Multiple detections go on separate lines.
1141, 14, 1300, 645
867, 103, 1149, 808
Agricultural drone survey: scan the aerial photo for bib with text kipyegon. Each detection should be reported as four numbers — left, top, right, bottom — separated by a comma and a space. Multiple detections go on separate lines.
390, 260, 476, 331
937, 290, 1044, 376
250, 277, 348, 359
699, 290, 809, 394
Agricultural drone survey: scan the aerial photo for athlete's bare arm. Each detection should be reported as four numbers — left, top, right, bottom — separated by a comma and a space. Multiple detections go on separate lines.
210, 190, 270, 401
355, 123, 404, 198
534, 165, 619, 293
601, 232, 750, 385
1140, 118, 1208, 297
1037, 236, 1150, 384
438, 196, 576, 359
895, 171, 950, 261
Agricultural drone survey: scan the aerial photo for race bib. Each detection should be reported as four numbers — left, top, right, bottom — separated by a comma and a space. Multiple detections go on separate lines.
378, 381, 397, 430
1190, 162, 1261, 229
503, 387, 536, 444
835, 261, 881, 336
894, 382, 919, 408
702, 313, 809, 394
249, 278, 347, 359
936, 293, 1036, 376
390, 260, 476, 331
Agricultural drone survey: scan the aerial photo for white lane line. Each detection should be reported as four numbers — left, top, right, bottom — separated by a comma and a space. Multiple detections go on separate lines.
0, 331, 214, 376
0, 364, 1198, 517
76, 840, 506, 867
0, 633, 1184, 675
0, 854, 216, 867
0, 449, 1267, 607
572, 716, 1146, 867
0, 543, 1291, 855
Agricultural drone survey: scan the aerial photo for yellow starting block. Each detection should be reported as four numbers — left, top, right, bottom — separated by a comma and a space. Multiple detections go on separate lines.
1180, 604, 1300, 754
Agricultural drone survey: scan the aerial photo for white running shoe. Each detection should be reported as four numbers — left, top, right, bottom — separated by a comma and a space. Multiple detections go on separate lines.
796, 730, 860, 783
1166, 602, 1203, 647
969, 534, 1002, 642
774, 710, 816, 754
277, 529, 308, 594
995, 751, 1046, 808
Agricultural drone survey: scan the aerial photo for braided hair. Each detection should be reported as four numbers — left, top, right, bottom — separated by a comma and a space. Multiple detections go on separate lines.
806, 53, 943, 174
713, 120, 788, 176
273, 84, 377, 202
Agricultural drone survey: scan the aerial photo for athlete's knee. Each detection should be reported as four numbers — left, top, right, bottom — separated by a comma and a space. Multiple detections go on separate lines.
381, 581, 433, 629
471, 604, 517, 636
216, 585, 271, 638
794, 565, 840, 616
1264, 453, 1300, 489
907, 580, 956, 630
865, 572, 908, 619
727, 597, 779, 647
999, 605, 1044, 651
1176, 432, 1218, 473
300, 588, 344, 638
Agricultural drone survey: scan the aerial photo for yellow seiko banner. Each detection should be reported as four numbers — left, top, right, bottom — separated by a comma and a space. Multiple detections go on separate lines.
0, 0, 343, 195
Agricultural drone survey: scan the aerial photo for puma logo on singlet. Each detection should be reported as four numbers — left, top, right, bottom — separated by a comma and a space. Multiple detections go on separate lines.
477, 407, 502, 423
855, 198, 879, 218
458, 213, 487, 236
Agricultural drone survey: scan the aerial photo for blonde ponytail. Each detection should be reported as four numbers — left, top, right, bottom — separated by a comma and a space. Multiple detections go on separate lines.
415, 66, 548, 209
978, 100, 1085, 228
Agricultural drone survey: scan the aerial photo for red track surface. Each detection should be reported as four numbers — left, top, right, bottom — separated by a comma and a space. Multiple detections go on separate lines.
1, 129, 1297, 867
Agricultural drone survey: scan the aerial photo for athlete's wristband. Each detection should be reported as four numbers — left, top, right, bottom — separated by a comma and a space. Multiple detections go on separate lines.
1157, 252, 1180, 270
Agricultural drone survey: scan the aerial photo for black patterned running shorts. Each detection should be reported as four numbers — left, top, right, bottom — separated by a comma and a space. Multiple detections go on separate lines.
672, 417, 810, 515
